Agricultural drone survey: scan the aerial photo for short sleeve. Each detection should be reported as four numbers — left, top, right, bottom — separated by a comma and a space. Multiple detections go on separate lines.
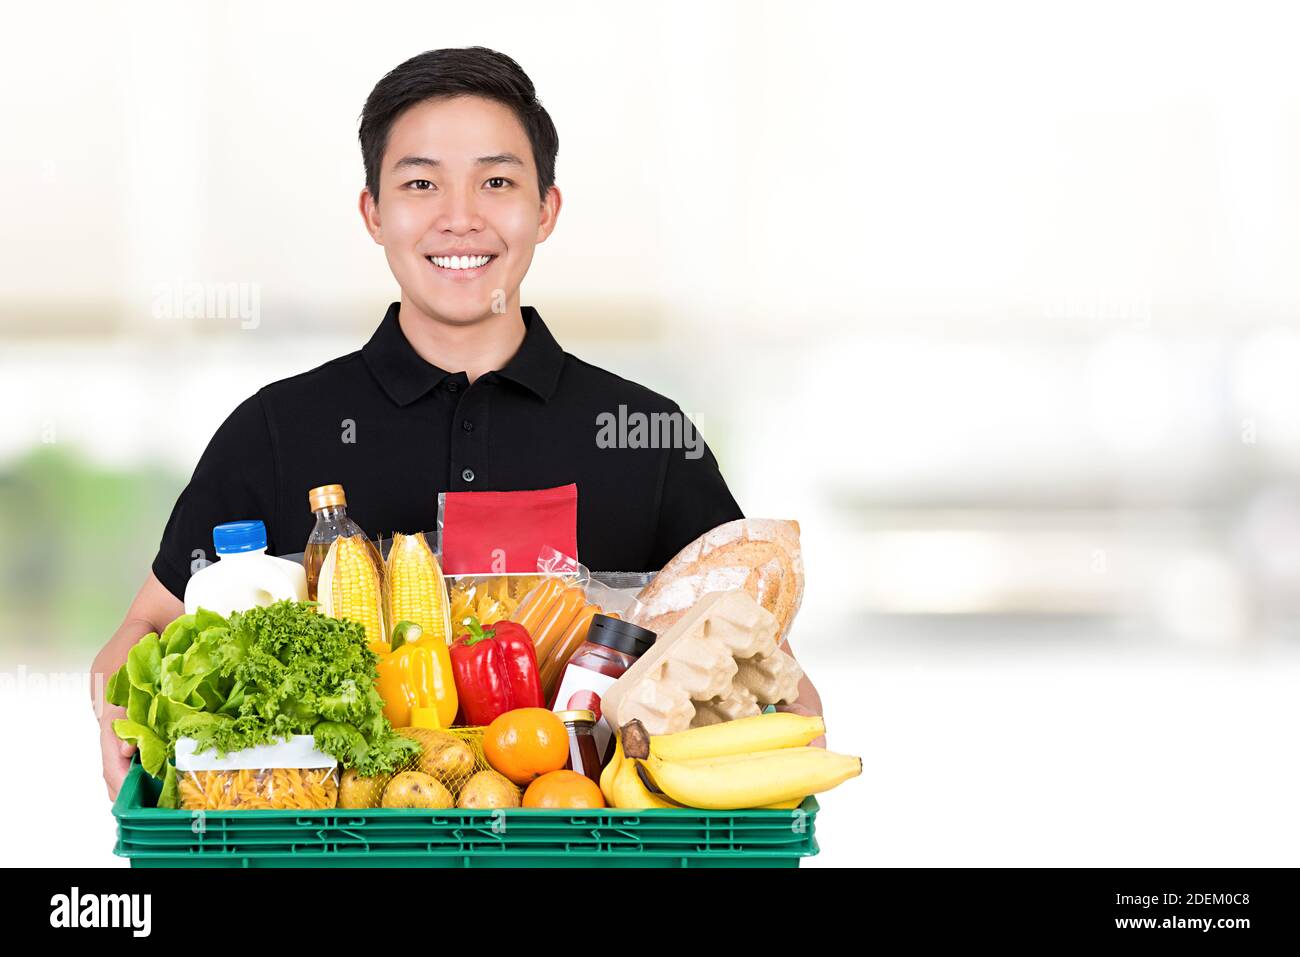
646, 410, 744, 569
151, 393, 279, 601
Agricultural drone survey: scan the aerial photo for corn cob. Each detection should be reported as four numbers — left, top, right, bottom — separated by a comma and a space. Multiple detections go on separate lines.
317, 533, 386, 647
386, 532, 451, 645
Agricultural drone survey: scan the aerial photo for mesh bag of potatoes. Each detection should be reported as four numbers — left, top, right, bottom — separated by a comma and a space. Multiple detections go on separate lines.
340, 726, 525, 811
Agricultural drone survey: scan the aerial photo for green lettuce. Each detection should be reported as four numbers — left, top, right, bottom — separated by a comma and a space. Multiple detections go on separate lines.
111, 720, 167, 776
109, 601, 418, 808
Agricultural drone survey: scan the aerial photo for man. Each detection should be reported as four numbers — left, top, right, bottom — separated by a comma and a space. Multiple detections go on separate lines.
95, 47, 820, 800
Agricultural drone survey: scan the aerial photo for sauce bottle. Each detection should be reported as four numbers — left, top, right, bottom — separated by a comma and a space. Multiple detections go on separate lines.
556, 709, 602, 785
303, 484, 382, 601
549, 615, 657, 764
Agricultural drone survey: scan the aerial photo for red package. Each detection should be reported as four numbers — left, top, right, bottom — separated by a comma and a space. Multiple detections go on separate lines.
439, 484, 578, 575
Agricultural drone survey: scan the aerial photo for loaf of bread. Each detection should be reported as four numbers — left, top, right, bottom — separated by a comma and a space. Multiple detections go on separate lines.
632, 518, 804, 644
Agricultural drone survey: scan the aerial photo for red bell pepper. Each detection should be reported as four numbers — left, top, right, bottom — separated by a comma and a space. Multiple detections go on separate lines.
449, 616, 545, 725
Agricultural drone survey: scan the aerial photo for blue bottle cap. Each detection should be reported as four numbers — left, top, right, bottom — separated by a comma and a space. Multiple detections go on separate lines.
212, 520, 268, 555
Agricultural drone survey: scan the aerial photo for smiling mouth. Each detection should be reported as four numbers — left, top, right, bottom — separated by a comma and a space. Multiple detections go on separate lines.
426, 254, 497, 275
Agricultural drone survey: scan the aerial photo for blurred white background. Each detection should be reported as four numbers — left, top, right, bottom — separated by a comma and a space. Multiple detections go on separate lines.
3, 0, 1300, 866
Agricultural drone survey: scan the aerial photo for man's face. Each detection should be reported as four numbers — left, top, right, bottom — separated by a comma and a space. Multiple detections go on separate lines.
361, 95, 559, 325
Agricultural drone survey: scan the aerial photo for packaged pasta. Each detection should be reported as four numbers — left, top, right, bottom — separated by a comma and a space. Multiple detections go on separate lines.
435, 484, 580, 628
447, 573, 548, 628
174, 735, 340, 811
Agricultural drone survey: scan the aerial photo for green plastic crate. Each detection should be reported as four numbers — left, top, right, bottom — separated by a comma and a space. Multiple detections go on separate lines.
112, 760, 819, 868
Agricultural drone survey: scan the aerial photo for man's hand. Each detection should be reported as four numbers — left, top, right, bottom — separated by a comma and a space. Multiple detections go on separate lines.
774, 640, 826, 748
100, 703, 135, 801
776, 700, 827, 749
92, 571, 184, 802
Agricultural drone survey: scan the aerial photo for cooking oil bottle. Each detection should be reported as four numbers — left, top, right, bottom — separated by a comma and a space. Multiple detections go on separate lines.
303, 484, 383, 600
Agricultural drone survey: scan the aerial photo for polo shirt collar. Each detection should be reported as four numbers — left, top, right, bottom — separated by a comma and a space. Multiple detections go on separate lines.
362, 302, 564, 406
496, 305, 565, 401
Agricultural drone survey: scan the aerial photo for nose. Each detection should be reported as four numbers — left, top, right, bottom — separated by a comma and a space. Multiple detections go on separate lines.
435, 182, 483, 235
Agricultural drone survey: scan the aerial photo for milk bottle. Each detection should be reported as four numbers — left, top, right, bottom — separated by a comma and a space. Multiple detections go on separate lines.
183, 520, 308, 616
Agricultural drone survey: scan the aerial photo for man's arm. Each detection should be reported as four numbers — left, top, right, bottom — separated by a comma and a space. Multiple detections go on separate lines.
774, 639, 827, 749
92, 572, 184, 800
646, 407, 744, 569
99, 391, 276, 799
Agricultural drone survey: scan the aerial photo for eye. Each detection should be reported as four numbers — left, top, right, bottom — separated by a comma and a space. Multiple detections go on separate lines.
408, 179, 435, 190
486, 177, 512, 189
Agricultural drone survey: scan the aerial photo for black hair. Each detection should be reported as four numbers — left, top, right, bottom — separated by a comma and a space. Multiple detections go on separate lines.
359, 47, 558, 203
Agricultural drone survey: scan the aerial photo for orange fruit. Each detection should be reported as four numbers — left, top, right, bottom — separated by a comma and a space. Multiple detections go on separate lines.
523, 770, 606, 809
483, 708, 569, 786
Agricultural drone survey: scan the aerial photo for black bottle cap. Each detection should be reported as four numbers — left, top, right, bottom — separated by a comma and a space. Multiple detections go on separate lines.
585, 614, 657, 658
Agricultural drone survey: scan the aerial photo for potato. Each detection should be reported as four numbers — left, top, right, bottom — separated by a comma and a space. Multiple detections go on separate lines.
394, 727, 476, 789
338, 767, 388, 809
395, 727, 458, 752
381, 771, 454, 809
457, 770, 521, 809
421, 738, 476, 787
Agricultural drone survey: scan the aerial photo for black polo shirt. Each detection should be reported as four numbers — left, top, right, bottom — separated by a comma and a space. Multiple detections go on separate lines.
151, 302, 744, 599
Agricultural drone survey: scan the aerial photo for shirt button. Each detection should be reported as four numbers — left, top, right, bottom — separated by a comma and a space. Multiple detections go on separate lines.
447, 381, 459, 393
462, 420, 474, 432
462, 468, 475, 483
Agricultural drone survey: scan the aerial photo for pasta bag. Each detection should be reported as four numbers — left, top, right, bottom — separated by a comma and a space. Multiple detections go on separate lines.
174, 735, 339, 811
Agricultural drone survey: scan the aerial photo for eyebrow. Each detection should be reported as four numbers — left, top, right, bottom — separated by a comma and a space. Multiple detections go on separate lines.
390, 153, 526, 173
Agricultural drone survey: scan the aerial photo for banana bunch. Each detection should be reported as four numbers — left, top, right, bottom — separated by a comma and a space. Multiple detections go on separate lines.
603, 737, 678, 810
602, 712, 861, 811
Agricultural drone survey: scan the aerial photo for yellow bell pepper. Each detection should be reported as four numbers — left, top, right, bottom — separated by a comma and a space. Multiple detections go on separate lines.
375, 633, 459, 729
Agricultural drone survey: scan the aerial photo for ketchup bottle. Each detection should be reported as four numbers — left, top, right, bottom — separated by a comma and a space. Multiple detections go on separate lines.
548, 614, 657, 766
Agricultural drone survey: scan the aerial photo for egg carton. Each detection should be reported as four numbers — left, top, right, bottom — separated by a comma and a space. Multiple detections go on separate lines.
602, 590, 804, 735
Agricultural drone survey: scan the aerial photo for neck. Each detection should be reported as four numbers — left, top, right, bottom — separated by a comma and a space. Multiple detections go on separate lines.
397, 298, 527, 384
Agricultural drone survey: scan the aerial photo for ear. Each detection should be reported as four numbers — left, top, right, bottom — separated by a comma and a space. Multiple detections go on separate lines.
534, 185, 563, 244
359, 187, 383, 244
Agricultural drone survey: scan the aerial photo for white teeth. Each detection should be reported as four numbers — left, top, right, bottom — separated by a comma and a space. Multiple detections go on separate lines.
429, 254, 493, 270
